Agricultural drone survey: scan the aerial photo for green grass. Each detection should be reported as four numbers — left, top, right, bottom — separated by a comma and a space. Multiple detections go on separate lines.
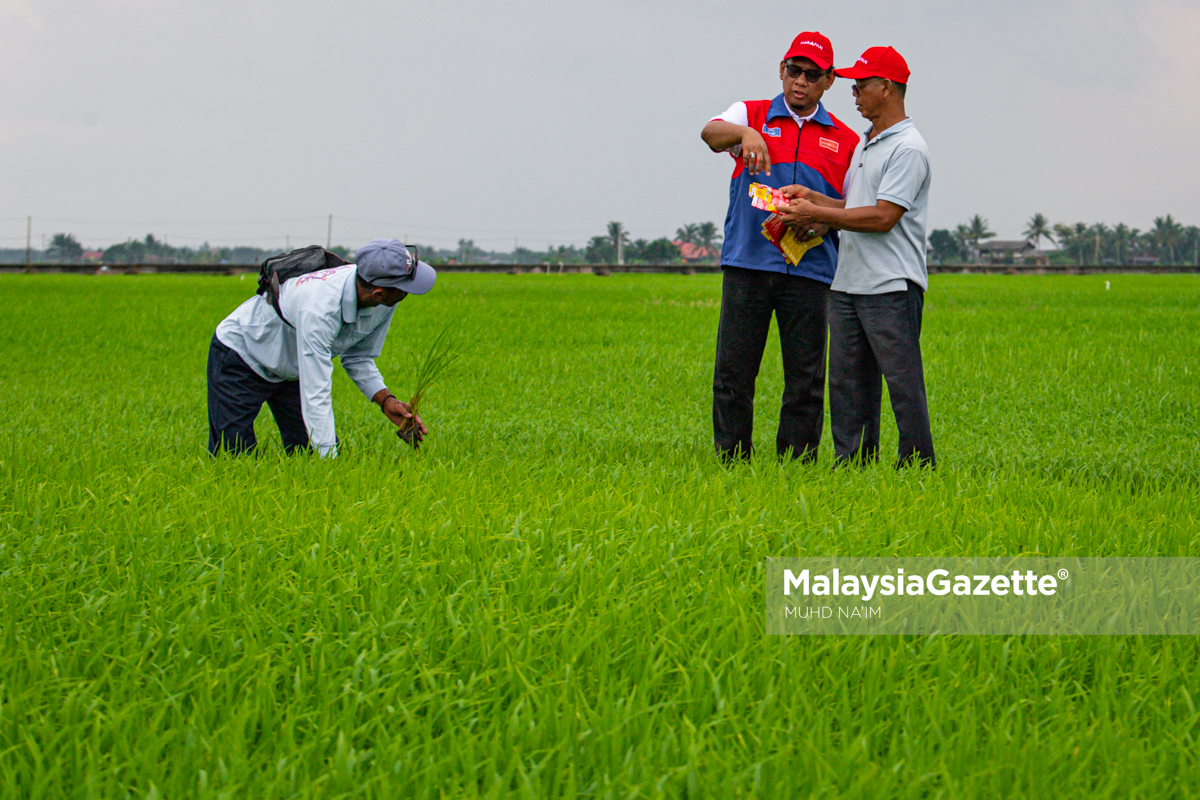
1, 272, 1199, 798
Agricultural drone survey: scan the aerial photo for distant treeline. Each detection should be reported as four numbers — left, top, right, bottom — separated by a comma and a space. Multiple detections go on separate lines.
12, 213, 1195, 268
930, 213, 1199, 266
5, 221, 727, 267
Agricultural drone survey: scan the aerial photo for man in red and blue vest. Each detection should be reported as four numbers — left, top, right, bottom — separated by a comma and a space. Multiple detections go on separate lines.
702, 31, 859, 462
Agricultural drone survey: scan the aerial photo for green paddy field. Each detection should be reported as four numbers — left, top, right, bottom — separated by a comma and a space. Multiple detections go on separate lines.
2, 272, 1199, 798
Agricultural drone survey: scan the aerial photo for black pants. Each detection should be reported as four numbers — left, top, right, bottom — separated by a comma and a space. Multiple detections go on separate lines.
207, 335, 311, 455
712, 266, 829, 461
828, 284, 935, 467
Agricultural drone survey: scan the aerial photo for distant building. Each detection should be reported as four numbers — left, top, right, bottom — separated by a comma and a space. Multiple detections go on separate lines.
974, 241, 1041, 266
674, 241, 720, 263
979, 241, 1036, 260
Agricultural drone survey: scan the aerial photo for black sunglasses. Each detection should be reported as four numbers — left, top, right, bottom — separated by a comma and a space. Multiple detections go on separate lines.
784, 63, 829, 82
401, 244, 419, 278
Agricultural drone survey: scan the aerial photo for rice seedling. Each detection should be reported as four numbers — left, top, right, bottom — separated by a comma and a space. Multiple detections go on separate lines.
394, 317, 478, 448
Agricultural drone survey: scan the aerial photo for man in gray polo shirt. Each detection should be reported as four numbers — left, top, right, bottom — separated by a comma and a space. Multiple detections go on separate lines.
778, 46, 935, 467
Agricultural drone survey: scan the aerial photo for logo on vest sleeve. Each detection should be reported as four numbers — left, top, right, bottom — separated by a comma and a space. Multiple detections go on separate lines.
762, 124, 781, 137
819, 137, 839, 152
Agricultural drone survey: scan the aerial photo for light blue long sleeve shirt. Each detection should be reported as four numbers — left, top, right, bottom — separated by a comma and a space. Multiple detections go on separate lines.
215, 265, 393, 456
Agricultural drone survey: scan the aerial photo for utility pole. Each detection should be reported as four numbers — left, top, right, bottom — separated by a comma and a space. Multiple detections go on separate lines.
617, 236, 624, 266
327, 214, 332, 249
25, 216, 31, 265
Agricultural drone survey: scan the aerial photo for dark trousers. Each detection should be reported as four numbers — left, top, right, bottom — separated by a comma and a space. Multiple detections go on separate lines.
713, 266, 829, 461
828, 284, 935, 467
207, 335, 311, 455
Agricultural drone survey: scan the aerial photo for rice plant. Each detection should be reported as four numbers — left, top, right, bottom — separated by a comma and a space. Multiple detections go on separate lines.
395, 318, 476, 448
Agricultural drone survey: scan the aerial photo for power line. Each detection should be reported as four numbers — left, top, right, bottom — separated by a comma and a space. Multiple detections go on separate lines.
335, 215, 599, 235
28, 216, 328, 227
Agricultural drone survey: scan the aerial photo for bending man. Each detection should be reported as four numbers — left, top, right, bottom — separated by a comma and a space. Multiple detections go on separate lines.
207, 238, 436, 457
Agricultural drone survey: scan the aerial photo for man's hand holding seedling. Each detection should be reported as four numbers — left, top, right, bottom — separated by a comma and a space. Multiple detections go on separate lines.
374, 389, 427, 448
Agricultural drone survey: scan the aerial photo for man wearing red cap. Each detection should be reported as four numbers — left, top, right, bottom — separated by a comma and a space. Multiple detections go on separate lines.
700, 32, 859, 463
778, 46, 935, 468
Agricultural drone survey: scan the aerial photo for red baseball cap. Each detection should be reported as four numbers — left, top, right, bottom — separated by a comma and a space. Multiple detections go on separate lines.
835, 46, 911, 84
783, 32, 833, 71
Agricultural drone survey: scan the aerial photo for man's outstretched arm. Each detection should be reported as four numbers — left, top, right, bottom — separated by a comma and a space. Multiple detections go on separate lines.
778, 184, 847, 209
702, 120, 772, 176
777, 195, 906, 234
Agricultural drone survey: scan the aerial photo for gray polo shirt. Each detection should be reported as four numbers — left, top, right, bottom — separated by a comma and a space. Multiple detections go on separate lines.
831, 118, 931, 294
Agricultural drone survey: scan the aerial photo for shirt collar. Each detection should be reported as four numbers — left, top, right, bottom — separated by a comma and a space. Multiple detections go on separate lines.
768, 94, 836, 128
863, 117, 913, 146
341, 266, 359, 324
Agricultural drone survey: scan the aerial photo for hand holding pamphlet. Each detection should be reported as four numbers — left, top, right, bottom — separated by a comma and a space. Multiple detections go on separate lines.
748, 183, 823, 266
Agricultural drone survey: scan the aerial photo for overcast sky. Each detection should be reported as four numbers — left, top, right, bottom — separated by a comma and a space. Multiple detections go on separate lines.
2, 0, 1197, 253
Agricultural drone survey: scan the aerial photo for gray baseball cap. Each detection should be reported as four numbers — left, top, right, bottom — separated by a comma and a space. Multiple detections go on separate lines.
355, 238, 437, 295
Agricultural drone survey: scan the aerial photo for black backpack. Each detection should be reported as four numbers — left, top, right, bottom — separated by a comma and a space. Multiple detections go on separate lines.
256, 245, 349, 324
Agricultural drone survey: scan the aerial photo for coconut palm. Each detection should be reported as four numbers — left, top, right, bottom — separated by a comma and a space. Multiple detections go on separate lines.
1022, 213, 1054, 250
1112, 223, 1133, 266
954, 224, 972, 260
1052, 223, 1074, 260
964, 215, 995, 263
1072, 222, 1089, 265
607, 221, 631, 265
607, 221, 630, 248
46, 233, 84, 263
1151, 215, 1183, 264
675, 223, 700, 244
1088, 223, 1110, 264
1184, 226, 1200, 266
456, 239, 479, 262
694, 221, 723, 257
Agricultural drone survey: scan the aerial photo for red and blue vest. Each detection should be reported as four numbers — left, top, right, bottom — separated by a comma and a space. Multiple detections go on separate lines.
719, 96, 858, 283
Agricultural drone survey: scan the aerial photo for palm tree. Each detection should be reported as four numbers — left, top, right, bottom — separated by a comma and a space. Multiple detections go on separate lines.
675, 223, 700, 245
1072, 222, 1088, 265
1112, 223, 1132, 266
965, 215, 995, 263
607, 221, 630, 265
1023, 213, 1054, 251
1052, 223, 1074, 261
1151, 215, 1183, 264
1088, 223, 1110, 264
1134, 228, 1153, 263
694, 222, 723, 261
46, 233, 84, 263
1184, 226, 1200, 266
